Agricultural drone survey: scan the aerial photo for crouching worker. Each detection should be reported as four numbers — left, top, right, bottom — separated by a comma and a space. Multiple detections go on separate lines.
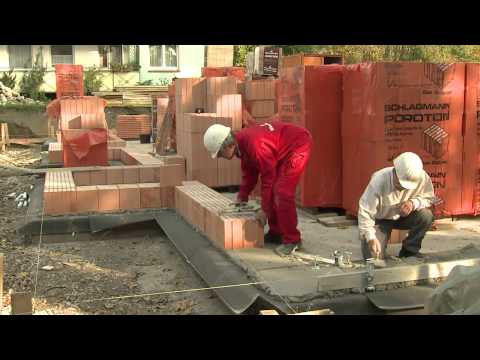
203, 119, 313, 256
358, 152, 435, 260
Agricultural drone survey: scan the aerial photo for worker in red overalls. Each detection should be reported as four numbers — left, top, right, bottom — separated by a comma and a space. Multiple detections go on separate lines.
203, 118, 313, 256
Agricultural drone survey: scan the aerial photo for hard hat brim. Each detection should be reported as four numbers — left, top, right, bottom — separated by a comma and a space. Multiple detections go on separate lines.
398, 178, 418, 190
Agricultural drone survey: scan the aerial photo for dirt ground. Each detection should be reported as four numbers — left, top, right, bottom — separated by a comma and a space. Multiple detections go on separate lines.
0, 145, 229, 315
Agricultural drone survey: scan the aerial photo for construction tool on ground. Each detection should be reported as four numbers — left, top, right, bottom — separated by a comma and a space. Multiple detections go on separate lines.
333, 250, 353, 268
294, 249, 355, 269
365, 258, 376, 292
219, 203, 259, 216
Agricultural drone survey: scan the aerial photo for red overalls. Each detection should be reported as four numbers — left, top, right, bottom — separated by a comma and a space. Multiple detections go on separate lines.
235, 120, 313, 244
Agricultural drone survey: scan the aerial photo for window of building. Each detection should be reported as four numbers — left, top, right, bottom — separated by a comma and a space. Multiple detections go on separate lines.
149, 45, 178, 69
107, 45, 139, 66
8, 45, 32, 68
51, 45, 73, 65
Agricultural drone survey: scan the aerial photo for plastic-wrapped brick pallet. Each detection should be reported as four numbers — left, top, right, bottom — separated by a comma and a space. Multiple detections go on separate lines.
278, 65, 344, 208
342, 62, 473, 217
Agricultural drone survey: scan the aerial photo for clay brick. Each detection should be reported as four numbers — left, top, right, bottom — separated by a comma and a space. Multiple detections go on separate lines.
113, 148, 121, 161
48, 150, 63, 164
73, 171, 91, 186
160, 155, 185, 166
161, 187, 175, 208
215, 216, 233, 249
118, 184, 140, 210
140, 184, 162, 208
108, 148, 114, 160
73, 186, 98, 212
157, 164, 185, 186
190, 198, 205, 232
90, 169, 107, 185
106, 167, 124, 185
139, 166, 156, 183
244, 219, 264, 248
97, 185, 120, 211
249, 100, 275, 118
123, 166, 140, 184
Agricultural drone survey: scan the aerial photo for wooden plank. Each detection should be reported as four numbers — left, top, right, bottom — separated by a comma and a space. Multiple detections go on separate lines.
316, 256, 480, 292
10, 292, 33, 315
259, 310, 279, 315
290, 309, 334, 315
260, 309, 334, 315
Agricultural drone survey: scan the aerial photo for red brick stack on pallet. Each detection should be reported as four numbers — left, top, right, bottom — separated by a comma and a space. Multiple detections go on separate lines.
277, 65, 344, 208
175, 76, 242, 187
342, 62, 474, 218
175, 181, 263, 249
116, 115, 152, 140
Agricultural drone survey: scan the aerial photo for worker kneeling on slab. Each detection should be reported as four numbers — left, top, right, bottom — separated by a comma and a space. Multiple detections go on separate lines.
203, 119, 313, 257
358, 152, 435, 260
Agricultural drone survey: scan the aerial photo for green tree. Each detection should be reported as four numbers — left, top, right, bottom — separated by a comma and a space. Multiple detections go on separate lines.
19, 50, 47, 101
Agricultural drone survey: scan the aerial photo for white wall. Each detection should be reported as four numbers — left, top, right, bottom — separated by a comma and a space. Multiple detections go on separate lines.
0, 45, 9, 69
178, 45, 205, 77
74, 45, 100, 67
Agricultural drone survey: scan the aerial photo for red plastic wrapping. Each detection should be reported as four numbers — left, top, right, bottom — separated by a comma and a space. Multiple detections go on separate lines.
62, 128, 108, 167
465, 63, 480, 214
47, 96, 107, 125
342, 62, 470, 217
201, 67, 246, 81
278, 65, 344, 207
55, 64, 84, 98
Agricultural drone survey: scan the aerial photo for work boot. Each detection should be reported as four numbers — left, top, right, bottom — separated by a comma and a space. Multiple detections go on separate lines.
275, 242, 302, 257
264, 231, 283, 244
398, 248, 425, 258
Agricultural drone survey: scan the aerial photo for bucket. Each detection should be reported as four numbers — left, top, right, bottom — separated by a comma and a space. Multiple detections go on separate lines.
139, 134, 151, 144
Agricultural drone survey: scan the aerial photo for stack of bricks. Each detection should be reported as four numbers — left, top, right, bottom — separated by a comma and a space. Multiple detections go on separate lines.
116, 115, 152, 140
44, 170, 77, 214
201, 67, 246, 81
175, 76, 242, 187
44, 161, 184, 215
175, 181, 263, 249
245, 79, 277, 123
175, 78, 203, 156
48, 142, 63, 164
182, 113, 241, 187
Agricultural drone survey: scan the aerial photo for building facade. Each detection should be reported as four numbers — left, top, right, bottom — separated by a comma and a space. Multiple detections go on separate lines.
0, 45, 206, 93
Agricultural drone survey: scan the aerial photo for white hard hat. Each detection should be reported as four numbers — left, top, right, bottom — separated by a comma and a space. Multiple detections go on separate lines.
393, 152, 423, 190
203, 124, 232, 159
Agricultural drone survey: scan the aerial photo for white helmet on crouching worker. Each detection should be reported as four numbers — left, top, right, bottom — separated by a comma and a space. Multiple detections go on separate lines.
203, 124, 232, 159
393, 152, 423, 190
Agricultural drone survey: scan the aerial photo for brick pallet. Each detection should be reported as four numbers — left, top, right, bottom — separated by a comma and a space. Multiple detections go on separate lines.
175, 181, 263, 249
116, 115, 152, 140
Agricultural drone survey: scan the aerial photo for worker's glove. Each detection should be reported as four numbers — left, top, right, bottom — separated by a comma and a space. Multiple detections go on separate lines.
368, 238, 382, 259
255, 209, 267, 227
399, 200, 414, 217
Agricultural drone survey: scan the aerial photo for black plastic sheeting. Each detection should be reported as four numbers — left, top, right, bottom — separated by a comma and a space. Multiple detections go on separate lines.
154, 210, 290, 315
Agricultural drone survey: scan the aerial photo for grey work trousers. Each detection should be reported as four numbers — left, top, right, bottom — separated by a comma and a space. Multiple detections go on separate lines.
361, 209, 434, 260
